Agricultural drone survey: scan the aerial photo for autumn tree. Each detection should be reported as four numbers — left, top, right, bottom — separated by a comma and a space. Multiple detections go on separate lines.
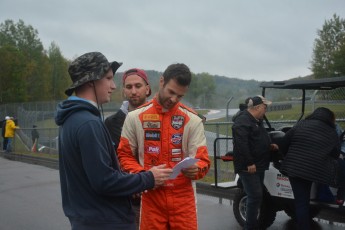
311, 14, 345, 78
0, 19, 71, 103
48, 42, 70, 100
0, 45, 26, 102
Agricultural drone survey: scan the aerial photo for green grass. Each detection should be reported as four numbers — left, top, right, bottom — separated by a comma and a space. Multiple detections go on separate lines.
204, 103, 345, 135
35, 119, 58, 128
195, 109, 209, 115
266, 103, 345, 121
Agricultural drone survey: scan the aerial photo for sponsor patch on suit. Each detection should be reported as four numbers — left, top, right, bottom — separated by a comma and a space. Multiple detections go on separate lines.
171, 133, 182, 144
171, 157, 182, 162
172, 148, 182, 155
171, 115, 184, 130
145, 131, 161, 140
143, 121, 161, 129
146, 146, 160, 154
143, 114, 160, 121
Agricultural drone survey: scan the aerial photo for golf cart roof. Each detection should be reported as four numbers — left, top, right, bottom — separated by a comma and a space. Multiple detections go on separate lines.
260, 76, 345, 90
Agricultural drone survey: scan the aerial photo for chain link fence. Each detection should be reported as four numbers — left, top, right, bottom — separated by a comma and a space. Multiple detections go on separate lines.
1, 87, 344, 185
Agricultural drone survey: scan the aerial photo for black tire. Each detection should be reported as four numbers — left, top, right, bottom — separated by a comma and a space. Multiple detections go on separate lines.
233, 188, 277, 229
233, 189, 247, 227
310, 206, 320, 218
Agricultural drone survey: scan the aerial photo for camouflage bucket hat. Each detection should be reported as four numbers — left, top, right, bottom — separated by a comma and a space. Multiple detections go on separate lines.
65, 52, 122, 96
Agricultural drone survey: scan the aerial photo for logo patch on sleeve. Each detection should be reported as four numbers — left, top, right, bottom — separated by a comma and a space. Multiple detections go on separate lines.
171, 116, 184, 130
143, 114, 160, 121
171, 133, 183, 144
145, 131, 161, 140
143, 121, 161, 129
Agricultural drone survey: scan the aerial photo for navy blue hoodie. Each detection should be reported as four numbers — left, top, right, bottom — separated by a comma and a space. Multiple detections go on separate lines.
55, 97, 154, 229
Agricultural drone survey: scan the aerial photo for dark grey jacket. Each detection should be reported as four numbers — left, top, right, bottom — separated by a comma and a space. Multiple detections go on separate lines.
281, 108, 340, 187
232, 110, 272, 173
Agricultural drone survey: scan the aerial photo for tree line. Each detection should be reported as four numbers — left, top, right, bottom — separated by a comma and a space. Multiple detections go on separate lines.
0, 15, 344, 105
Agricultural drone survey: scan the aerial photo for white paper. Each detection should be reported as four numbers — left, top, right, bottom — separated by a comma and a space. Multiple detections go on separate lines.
169, 157, 200, 179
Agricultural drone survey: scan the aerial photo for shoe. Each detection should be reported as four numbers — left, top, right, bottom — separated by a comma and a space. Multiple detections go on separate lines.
336, 199, 344, 205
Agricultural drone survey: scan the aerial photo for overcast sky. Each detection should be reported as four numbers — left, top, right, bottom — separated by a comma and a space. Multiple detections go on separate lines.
1, 0, 344, 81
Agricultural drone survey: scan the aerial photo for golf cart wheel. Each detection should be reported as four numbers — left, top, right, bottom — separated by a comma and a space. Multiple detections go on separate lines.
233, 188, 277, 229
233, 188, 246, 227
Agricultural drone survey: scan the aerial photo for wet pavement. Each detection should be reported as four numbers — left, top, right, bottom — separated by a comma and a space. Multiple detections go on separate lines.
0, 156, 344, 230
197, 194, 345, 229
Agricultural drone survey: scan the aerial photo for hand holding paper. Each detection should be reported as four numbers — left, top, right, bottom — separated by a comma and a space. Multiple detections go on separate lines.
169, 157, 200, 179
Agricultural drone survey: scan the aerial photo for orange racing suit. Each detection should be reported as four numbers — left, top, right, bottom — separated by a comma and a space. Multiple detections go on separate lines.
117, 97, 210, 230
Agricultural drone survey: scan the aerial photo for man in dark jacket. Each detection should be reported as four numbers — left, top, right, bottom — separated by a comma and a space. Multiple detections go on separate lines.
232, 95, 278, 230
281, 107, 344, 230
55, 52, 172, 230
31, 125, 39, 152
104, 68, 151, 229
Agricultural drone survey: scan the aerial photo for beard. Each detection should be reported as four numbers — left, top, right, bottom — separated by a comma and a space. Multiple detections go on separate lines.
128, 96, 146, 108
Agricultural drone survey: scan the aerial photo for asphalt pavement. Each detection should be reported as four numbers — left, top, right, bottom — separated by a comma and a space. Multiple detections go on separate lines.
0, 156, 344, 230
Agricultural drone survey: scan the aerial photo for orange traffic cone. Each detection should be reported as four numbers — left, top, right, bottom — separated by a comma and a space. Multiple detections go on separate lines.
31, 139, 37, 152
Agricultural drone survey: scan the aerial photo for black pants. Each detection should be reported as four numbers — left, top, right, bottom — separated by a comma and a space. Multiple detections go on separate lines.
289, 177, 312, 230
2, 138, 8, 150
337, 158, 345, 200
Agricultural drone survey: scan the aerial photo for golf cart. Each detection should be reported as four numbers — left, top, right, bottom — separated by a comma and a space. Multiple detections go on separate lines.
213, 76, 345, 229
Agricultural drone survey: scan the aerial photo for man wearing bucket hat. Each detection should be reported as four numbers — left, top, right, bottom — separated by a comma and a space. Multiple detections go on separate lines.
232, 95, 279, 230
55, 52, 172, 230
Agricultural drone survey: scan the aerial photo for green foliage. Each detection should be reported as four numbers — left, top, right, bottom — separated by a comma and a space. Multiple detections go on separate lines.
0, 19, 71, 103
213, 76, 261, 108
48, 42, 70, 100
0, 45, 26, 102
311, 14, 345, 78
187, 72, 216, 108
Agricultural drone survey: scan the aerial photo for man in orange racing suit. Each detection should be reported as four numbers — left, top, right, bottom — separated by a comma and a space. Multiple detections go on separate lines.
117, 63, 210, 230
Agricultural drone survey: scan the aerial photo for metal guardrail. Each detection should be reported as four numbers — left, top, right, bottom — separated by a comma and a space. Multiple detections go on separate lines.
0, 152, 233, 201
0, 152, 58, 170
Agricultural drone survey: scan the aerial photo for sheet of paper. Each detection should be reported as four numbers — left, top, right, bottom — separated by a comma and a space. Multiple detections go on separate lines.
169, 157, 200, 179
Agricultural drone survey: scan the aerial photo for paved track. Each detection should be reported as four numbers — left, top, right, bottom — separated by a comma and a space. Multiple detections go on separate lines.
0, 156, 344, 230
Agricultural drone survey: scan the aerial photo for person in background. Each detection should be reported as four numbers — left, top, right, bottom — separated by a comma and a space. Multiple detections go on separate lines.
31, 125, 39, 152
105, 68, 151, 150
1, 116, 9, 151
232, 98, 250, 122
232, 95, 279, 230
117, 63, 210, 230
281, 107, 345, 230
54, 52, 172, 230
335, 122, 345, 205
104, 68, 151, 229
5, 116, 19, 153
